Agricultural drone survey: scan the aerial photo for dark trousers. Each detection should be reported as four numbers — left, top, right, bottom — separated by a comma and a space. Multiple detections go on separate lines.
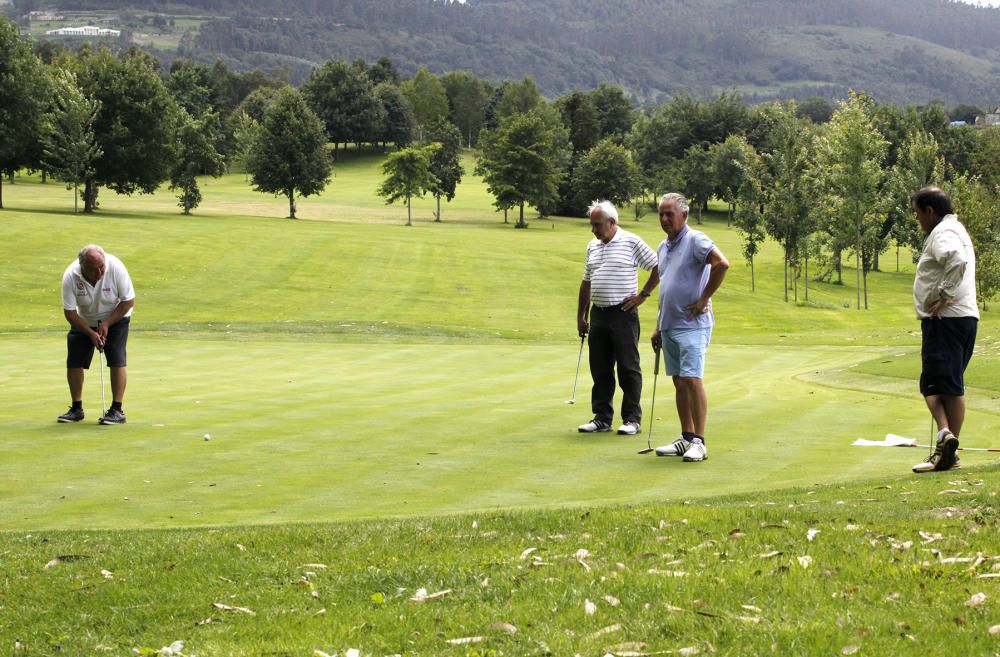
589, 304, 642, 425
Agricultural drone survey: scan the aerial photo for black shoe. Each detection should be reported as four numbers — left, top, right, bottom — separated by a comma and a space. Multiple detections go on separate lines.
57, 407, 85, 423
912, 431, 959, 473
99, 408, 126, 425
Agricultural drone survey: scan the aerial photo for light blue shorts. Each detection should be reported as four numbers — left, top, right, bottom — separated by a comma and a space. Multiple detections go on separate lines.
661, 327, 712, 378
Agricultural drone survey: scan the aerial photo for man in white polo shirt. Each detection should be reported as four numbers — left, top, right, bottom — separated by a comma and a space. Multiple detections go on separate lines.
58, 244, 135, 425
576, 200, 659, 435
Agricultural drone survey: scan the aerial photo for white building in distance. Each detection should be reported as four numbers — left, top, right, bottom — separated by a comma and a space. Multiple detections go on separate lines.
46, 26, 121, 37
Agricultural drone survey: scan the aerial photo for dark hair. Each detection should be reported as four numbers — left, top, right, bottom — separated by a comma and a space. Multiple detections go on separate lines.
912, 186, 953, 217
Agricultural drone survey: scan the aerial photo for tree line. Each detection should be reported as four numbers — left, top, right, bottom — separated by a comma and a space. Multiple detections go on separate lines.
2, 16, 999, 307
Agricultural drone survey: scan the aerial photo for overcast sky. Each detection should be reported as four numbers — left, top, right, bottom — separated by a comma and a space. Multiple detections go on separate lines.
956, 0, 1000, 6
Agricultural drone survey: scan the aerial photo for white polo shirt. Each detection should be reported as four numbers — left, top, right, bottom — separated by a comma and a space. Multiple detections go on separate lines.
583, 227, 658, 307
913, 215, 979, 320
61, 254, 135, 325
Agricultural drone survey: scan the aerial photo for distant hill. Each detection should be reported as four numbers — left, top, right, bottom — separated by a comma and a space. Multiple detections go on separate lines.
32, 0, 1000, 105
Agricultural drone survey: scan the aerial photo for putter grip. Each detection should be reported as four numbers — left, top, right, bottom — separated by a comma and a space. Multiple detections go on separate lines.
653, 346, 660, 375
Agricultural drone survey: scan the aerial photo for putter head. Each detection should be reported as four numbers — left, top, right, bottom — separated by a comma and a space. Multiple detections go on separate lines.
637, 447, 654, 454
565, 400, 575, 405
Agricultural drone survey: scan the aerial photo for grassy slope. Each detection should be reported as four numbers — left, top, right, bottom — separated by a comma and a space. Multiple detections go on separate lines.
3, 468, 998, 656
2, 151, 999, 533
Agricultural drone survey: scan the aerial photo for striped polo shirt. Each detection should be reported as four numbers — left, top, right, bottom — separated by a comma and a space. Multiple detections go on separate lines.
583, 227, 658, 307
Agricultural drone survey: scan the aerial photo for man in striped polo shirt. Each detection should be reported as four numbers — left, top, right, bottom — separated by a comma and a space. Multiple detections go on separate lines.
576, 200, 659, 435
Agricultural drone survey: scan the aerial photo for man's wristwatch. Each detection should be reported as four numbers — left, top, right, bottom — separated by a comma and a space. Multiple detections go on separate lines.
639, 290, 651, 298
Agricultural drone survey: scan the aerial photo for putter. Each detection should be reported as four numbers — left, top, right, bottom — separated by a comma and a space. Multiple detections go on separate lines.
638, 343, 660, 454
98, 320, 107, 417
565, 334, 585, 404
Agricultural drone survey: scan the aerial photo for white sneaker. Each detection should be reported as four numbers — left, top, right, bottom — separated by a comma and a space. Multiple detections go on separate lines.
578, 419, 612, 433
655, 436, 691, 456
617, 421, 640, 435
682, 437, 707, 462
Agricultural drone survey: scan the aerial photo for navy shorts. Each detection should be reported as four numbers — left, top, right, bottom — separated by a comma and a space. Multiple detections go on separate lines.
67, 317, 130, 369
920, 316, 977, 397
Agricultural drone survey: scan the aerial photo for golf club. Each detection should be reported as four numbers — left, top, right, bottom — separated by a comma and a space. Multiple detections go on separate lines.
565, 334, 585, 404
638, 343, 660, 454
98, 320, 106, 416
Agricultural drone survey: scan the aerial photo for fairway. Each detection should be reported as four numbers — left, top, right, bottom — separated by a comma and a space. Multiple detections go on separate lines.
2, 163, 999, 532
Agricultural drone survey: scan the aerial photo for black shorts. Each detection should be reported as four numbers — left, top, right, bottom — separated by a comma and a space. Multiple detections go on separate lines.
920, 316, 977, 397
67, 317, 130, 369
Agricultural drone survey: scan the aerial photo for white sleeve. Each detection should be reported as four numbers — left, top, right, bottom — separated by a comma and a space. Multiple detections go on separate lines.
61, 270, 78, 311
115, 261, 135, 302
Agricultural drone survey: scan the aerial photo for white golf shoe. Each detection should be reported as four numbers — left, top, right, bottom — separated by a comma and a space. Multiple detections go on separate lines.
578, 419, 612, 433
912, 432, 960, 473
617, 421, 640, 435
655, 436, 691, 456
682, 437, 707, 462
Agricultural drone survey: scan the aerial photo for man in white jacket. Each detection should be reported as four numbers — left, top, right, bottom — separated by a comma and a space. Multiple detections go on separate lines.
910, 187, 978, 473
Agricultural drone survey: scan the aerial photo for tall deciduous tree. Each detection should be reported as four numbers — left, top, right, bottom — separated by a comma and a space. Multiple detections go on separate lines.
301, 59, 381, 154
170, 111, 226, 214
75, 47, 181, 213
441, 70, 490, 148
680, 144, 714, 225
763, 103, 815, 303
570, 138, 640, 212
401, 68, 448, 142
374, 82, 415, 150
710, 135, 756, 226
246, 87, 332, 219
41, 68, 102, 213
424, 119, 463, 222
589, 83, 633, 141
477, 111, 570, 228
884, 130, 942, 270
814, 92, 888, 310
948, 174, 1000, 309
0, 18, 47, 208
733, 147, 768, 292
377, 144, 439, 227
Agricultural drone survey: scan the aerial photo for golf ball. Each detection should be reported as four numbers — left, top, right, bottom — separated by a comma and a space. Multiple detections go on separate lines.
203, 433, 211, 441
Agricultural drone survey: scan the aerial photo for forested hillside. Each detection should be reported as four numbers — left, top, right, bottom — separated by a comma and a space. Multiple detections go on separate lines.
16, 0, 1000, 104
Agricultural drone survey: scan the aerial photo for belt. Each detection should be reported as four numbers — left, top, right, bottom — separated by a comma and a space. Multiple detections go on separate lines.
592, 302, 627, 311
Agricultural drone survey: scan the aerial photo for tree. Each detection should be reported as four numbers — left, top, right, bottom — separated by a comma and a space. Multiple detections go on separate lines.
763, 103, 815, 303
680, 144, 714, 225
814, 92, 889, 310
494, 76, 544, 121
301, 59, 381, 153
374, 82, 415, 149
377, 144, 439, 227
424, 119, 463, 222
948, 174, 1000, 309
167, 59, 213, 118
795, 96, 835, 124
0, 18, 47, 208
400, 68, 448, 141
442, 70, 489, 147
366, 56, 400, 86
75, 47, 181, 213
477, 112, 570, 228
733, 148, 768, 292
589, 83, 633, 140
41, 68, 101, 213
570, 138, 640, 213
710, 135, 756, 226
884, 130, 942, 270
170, 111, 226, 214
246, 87, 332, 219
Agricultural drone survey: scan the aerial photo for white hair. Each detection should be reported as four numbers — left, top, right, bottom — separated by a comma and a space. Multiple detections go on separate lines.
659, 193, 689, 214
78, 244, 105, 266
586, 199, 618, 223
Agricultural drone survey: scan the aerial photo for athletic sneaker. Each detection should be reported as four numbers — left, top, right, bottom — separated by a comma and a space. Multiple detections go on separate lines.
57, 407, 85, 423
99, 408, 126, 425
578, 419, 612, 433
912, 431, 959, 473
682, 437, 708, 462
617, 421, 640, 435
655, 436, 691, 456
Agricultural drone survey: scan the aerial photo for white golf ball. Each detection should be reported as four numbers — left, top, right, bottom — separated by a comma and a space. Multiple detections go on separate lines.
203, 433, 211, 441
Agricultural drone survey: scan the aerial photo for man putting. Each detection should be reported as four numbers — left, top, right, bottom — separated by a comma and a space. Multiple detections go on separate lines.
651, 193, 729, 462
58, 244, 135, 425
910, 187, 978, 473
577, 200, 659, 435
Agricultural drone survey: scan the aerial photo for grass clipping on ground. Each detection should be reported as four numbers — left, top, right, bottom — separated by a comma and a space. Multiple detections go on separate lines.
4, 466, 999, 656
